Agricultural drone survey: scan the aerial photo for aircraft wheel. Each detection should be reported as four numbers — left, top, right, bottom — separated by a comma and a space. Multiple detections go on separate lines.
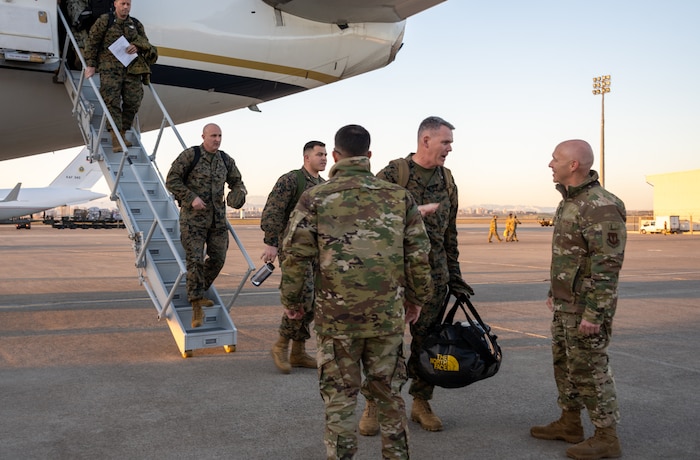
640, 229, 646, 234
182, 350, 193, 359
224, 345, 236, 353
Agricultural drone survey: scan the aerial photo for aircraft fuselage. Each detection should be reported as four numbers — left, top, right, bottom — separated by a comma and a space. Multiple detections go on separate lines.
0, 0, 407, 161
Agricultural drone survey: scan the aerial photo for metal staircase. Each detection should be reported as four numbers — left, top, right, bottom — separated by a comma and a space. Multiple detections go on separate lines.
54, 9, 255, 358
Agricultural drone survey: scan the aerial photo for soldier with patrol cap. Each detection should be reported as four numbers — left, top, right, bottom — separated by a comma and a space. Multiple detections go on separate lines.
531, 139, 626, 460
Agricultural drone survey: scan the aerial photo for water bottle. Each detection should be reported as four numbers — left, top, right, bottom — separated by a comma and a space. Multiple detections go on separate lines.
251, 262, 275, 286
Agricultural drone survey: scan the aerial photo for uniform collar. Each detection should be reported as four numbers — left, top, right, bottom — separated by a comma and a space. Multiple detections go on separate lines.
328, 156, 371, 178
556, 170, 600, 199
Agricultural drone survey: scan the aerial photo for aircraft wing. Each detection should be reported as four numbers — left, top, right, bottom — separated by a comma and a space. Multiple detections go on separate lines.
262, 0, 446, 24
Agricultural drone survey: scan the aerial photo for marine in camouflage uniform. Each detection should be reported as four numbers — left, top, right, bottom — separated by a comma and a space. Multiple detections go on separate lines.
65, 0, 90, 62
280, 125, 433, 460
165, 124, 247, 328
261, 141, 327, 373
83, 0, 157, 146
367, 116, 474, 433
531, 139, 626, 460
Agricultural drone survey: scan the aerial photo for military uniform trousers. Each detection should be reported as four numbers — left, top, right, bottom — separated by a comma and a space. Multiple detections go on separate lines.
552, 311, 620, 428
406, 283, 449, 401
317, 334, 409, 460
99, 66, 143, 133
181, 221, 229, 302
277, 253, 314, 341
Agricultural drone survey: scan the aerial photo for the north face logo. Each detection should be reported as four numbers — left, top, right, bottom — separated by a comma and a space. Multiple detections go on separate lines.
430, 354, 460, 372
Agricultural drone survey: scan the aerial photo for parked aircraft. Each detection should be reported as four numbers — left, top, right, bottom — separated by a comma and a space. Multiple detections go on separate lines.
0, 0, 445, 162
0, 148, 106, 221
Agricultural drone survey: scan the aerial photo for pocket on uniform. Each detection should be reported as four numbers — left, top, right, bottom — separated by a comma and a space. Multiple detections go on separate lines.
317, 337, 342, 400
391, 342, 408, 392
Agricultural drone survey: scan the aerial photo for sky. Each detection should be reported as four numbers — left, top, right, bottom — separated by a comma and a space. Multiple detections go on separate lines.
2, 0, 699, 211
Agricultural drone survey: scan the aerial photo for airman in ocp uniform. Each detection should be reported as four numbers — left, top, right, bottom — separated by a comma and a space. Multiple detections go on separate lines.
531, 139, 626, 460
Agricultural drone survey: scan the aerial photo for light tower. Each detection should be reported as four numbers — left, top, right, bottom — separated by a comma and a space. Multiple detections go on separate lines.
592, 75, 611, 187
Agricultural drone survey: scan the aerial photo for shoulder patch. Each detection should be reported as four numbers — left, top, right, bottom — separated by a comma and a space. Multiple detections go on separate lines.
606, 231, 621, 248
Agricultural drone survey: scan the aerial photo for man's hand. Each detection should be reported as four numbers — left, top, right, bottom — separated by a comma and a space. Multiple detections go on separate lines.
578, 319, 601, 336
84, 66, 96, 79
261, 245, 278, 264
191, 196, 206, 210
418, 203, 439, 217
450, 278, 475, 298
285, 308, 303, 320
404, 302, 422, 325
546, 297, 554, 312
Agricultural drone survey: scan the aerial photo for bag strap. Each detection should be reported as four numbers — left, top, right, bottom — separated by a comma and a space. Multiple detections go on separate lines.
183, 146, 230, 185
443, 294, 487, 330
442, 293, 500, 360
391, 156, 455, 199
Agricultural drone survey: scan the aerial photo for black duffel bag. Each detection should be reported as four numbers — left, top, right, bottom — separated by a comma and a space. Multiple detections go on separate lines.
416, 292, 502, 388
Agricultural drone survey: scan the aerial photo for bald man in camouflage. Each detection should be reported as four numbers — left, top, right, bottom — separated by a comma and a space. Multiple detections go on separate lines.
166, 123, 247, 328
531, 139, 626, 460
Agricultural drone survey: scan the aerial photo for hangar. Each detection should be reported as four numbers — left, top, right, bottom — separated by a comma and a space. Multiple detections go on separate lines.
645, 169, 700, 230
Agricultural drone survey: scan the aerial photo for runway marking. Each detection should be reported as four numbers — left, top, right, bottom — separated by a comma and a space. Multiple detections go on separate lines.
492, 325, 549, 339
0, 297, 150, 310
622, 270, 700, 277
612, 350, 700, 374
462, 260, 549, 270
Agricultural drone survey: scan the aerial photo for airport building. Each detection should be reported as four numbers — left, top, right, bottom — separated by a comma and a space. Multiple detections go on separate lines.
645, 168, 700, 227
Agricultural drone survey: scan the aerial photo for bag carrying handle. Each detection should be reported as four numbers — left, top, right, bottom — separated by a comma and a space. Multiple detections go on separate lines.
442, 291, 500, 360
443, 292, 489, 332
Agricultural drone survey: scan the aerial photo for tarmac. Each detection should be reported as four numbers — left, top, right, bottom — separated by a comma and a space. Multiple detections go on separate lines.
1, 223, 699, 459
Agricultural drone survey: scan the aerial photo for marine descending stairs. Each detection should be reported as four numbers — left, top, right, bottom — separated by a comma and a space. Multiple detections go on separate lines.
55, 9, 255, 358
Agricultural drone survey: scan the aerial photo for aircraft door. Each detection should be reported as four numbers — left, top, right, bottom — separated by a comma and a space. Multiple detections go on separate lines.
0, 0, 60, 65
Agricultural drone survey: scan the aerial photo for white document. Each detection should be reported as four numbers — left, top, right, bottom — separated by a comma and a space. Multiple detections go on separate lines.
108, 35, 137, 67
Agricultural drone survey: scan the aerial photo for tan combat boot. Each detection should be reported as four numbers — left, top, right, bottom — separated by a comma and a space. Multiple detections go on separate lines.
566, 426, 621, 460
411, 398, 443, 432
190, 298, 214, 328
530, 409, 585, 443
110, 131, 123, 152
120, 131, 133, 147
193, 298, 214, 308
271, 335, 291, 374
191, 304, 203, 328
359, 400, 379, 436
289, 340, 316, 368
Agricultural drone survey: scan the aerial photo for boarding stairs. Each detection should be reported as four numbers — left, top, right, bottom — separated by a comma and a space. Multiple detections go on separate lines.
53, 9, 255, 357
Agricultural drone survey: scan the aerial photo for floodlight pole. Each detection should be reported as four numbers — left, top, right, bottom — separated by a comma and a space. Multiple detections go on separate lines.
592, 75, 611, 187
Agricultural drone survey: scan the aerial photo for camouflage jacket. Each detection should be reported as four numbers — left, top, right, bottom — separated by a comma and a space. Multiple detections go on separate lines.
260, 168, 325, 248
280, 156, 433, 339
549, 170, 626, 323
165, 145, 246, 229
377, 154, 462, 288
84, 13, 157, 77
